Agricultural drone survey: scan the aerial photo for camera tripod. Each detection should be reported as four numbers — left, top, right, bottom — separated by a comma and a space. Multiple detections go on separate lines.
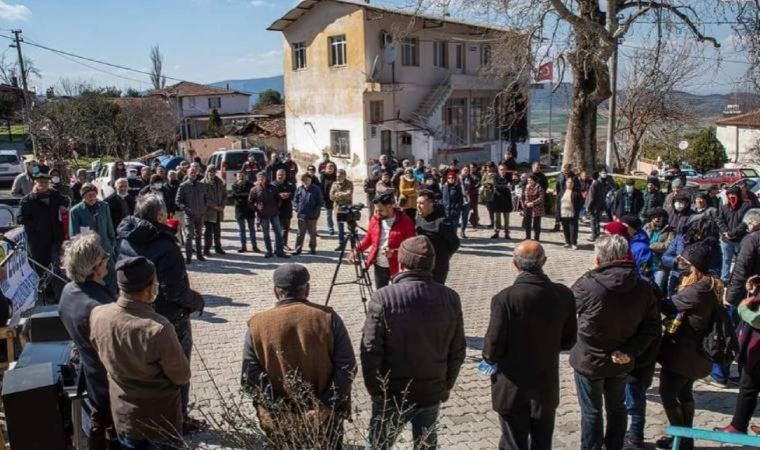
325, 222, 373, 313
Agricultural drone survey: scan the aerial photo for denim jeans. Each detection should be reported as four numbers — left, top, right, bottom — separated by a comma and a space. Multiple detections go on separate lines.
260, 215, 284, 254
589, 210, 602, 239
326, 207, 335, 233
117, 435, 176, 450
236, 216, 257, 248
461, 203, 470, 231
712, 304, 738, 383
575, 372, 627, 450
366, 400, 440, 450
720, 239, 741, 282
337, 220, 346, 245
625, 380, 648, 440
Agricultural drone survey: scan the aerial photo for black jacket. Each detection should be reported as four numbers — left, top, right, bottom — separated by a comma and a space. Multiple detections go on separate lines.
613, 189, 644, 219
532, 171, 548, 192
415, 205, 460, 276
658, 276, 717, 380
570, 261, 660, 378
116, 216, 203, 323
726, 230, 760, 305
489, 175, 513, 213
361, 271, 466, 406
585, 179, 607, 213
105, 192, 130, 231
320, 173, 336, 209
58, 281, 115, 412
483, 271, 577, 414
717, 200, 751, 242
273, 180, 296, 220
18, 190, 68, 247
230, 181, 255, 219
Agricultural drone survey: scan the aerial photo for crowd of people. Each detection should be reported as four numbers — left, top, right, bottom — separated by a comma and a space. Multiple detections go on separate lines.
11, 151, 760, 450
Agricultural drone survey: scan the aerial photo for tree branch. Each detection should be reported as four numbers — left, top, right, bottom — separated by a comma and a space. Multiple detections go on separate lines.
618, 2, 720, 47
548, 0, 614, 44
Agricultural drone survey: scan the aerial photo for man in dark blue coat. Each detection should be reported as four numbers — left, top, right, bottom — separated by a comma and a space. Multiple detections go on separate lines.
59, 233, 116, 450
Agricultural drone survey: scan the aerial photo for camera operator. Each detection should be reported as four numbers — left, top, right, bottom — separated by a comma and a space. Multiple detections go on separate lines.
330, 168, 354, 251
350, 194, 415, 289
416, 190, 460, 285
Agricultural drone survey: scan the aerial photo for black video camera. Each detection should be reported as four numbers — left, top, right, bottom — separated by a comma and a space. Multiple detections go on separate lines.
336, 203, 364, 224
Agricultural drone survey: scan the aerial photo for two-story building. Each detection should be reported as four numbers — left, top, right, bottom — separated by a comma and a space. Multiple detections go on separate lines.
268, 0, 529, 179
716, 108, 760, 164
150, 81, 253, 140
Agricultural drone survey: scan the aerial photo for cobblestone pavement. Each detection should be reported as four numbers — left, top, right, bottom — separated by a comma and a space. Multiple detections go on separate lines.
186, 206, 747, 449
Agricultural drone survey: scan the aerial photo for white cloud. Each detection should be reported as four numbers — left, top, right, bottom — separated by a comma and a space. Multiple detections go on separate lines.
0, 1, 30, 21
250, 0, 275, 7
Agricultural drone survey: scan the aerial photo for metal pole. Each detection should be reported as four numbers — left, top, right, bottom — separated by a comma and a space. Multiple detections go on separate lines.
605, 4, 618, 172
548, 75, 553, 164
11, 29, 36, 155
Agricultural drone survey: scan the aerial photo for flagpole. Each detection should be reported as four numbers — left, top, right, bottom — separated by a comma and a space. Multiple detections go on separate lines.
548, 68, 553, 159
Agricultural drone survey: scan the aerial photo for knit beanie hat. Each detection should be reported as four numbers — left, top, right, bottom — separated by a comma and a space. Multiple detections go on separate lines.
680, 241, 711, 274
398, 236, 436, 272
116, 256, 156, 293
620, 215, 642, 230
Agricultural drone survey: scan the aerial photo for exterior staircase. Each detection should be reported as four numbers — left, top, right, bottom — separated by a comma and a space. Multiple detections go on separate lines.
409, 76, 452, 131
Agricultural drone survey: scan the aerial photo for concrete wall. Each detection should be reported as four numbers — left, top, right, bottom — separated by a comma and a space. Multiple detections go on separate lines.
281, 2, 368, 179
180, 94, 250, 117
717, 125, 760, 164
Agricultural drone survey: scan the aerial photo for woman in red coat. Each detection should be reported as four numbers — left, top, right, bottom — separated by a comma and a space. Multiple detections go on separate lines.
352, 194, 416, 289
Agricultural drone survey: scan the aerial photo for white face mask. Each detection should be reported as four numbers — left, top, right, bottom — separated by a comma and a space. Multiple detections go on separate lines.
674, 202, 685, 211
127, 172, 137, 179
625, 185, 634, 193
152, 183, 163, 190
601, 173, 608, 179
51, 176, 61, 184
118, 191, 129, 198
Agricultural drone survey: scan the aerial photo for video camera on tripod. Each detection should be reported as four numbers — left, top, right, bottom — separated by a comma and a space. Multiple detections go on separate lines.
336, 203, 365, 225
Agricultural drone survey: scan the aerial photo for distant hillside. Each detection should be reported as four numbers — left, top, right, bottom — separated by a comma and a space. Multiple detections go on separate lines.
210, 75, 284, 106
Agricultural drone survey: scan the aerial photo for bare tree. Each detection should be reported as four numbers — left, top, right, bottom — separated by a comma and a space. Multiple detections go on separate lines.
0, 53, 40, 86
416, 0, 725, 171
150, 44, 167, 91
607, 43, 699, 172
56, 77, 96, 97
734, 0, 760, 91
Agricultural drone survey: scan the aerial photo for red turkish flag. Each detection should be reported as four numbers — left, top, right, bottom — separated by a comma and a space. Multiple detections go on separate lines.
535, 61, 553, 81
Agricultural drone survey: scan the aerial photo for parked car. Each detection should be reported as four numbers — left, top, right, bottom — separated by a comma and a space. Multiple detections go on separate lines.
93, 161, 146, 199
691, 167, 759, 189
682, 169, 700, 179
0, 150, 23, 183
207, 148, 267, 192
718, 178, 760, 205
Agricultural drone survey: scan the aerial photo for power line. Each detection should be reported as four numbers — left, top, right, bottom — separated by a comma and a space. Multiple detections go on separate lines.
619, 43, 751, 65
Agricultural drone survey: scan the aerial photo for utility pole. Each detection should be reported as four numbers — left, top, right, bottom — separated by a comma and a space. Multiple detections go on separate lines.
10, 29, 36, 155
604, 3, 619, 172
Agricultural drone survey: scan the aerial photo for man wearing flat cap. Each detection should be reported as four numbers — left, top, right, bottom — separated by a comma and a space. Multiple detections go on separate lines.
361, 235, 466, 449
90, 256, 190, 450
613, 178, 643, 221
18, 172, 69, 275
202, 165, 227, 256
241, 263, 355, 446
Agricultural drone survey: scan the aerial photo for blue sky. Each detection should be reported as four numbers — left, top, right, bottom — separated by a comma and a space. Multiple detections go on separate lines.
0, 0, 750, 95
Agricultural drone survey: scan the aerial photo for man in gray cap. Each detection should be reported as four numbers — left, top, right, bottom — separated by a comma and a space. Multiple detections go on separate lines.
90, 256, 190, 449
241, 263, 355, 445
361, 235, 466, 449
202, 164, 227, 256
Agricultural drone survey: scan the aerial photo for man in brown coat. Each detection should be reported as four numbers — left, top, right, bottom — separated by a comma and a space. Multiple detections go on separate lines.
241, 263, 355, 447
90, 256, 190, 449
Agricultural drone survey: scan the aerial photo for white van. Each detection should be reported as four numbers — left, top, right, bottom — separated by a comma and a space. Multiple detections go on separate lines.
207, 148, 267, 192
93, 161, 146, 198
0, 150, 23, 182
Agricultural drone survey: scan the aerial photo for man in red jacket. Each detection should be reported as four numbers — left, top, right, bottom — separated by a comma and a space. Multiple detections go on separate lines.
350, 194, 415, 288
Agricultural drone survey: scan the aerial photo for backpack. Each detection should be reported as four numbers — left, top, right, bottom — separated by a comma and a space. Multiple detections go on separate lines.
702, 302, 739, 366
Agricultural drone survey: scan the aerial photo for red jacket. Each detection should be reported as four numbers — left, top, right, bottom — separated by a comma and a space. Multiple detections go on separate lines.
357, 209, 416, 276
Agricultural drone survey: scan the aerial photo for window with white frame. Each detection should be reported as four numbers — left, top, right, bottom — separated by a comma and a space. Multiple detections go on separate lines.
401, 38, 419, 66
471, 97, 496, 142
443, 98, 467, 144
433, 41, 448, 68
480, 44, 492, 67
455, 44, 464, 69
329, 35, 347, 67
369, 100, 383, 124
208, 97, 221, 109
330, 130, 350, 156
292, 42, 306, 70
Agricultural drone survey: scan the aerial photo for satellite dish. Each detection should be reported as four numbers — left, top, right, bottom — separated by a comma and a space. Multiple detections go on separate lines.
384, 42, 399, 64
678, 140, 689, 151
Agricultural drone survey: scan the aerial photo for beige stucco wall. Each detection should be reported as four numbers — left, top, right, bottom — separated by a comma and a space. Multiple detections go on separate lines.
717, 124, 760, 164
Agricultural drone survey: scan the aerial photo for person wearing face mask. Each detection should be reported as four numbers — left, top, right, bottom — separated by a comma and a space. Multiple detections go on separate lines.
640, 177, 665, 223
668, 193, 693, 235
116, 195, 204, 436
109, 160, 127, 187
18, 173, 69, 275
90, 256, 191, 449
71, 168, 89, 205
739, 179, 760, 208
598, 169, 617, 219
70, 183, 117, 291
644, 208, 675, 294
690, 192, 718, 224
663, 178, 684, 213
58, 233, 116, 450
613, 179, 644, 220
48, 168, 72, 201
717, 186, 752, 283
585, 172, 607, 241
105, 178, 132, 231
11, 160, 36, 197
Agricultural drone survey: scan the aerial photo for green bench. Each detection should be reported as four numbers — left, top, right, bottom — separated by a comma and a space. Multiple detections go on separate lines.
667, 425, 760, 449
